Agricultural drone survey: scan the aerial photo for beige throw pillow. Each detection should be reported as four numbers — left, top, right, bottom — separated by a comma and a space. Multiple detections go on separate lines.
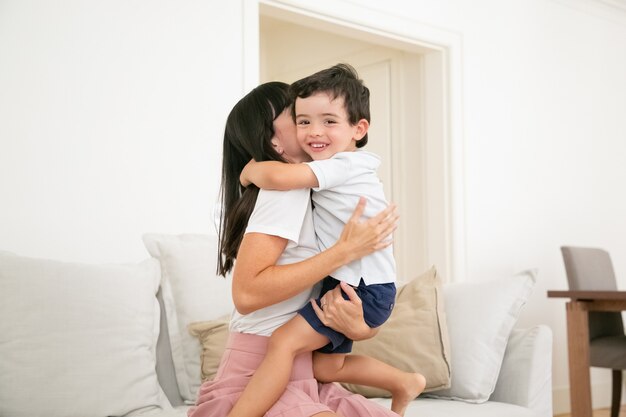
188, 316, 230, 382
187, 267, 451, 397
341, 266, 452, 397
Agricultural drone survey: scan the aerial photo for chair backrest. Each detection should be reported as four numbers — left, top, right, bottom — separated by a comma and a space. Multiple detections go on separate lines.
561, 246, 624, 340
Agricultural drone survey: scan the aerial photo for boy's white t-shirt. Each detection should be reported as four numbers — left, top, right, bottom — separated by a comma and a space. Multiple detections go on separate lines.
307, 150, 396, 286
229, 188, 321, 336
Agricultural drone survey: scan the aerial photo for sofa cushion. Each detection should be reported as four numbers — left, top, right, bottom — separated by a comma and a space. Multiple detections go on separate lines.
426, 270, 536, 403
491, 325, 553, 417
341, 266, 451, 397
373, 397, 537, 417
143, 234, 233, 404
188, 315, 230, 382
0, 251, 169, 417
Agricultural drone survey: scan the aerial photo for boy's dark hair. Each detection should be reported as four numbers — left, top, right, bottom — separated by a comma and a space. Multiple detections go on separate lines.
289, 63, 370, 147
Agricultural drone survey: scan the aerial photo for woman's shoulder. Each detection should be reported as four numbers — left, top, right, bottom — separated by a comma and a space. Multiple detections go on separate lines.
256, 188, 310, 204
252, 188, 311, 217
248, 188, 313, 240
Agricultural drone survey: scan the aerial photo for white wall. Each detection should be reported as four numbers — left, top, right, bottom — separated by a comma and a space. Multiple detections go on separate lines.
0, 0, 245, 263
378, 0, 626, 411
380, 0, 626, 411
1, 0, 626, 413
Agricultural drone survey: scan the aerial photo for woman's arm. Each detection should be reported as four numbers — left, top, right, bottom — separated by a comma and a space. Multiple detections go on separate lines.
232, 198, 397, 314
240, 160, 319, 190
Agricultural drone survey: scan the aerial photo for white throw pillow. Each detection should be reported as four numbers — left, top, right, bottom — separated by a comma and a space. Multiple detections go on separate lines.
143, 234, 233, 404
426, 270, 536, 403
0, 251, 169, 417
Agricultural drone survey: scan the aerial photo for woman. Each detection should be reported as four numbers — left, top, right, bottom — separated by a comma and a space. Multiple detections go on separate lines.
188, 82, 398, 417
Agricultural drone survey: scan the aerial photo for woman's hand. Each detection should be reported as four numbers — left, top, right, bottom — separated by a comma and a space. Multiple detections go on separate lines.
313, 197, 397, 340
231, 199, 396, 314
334, 197, 398, 263
311, 281, 378, 341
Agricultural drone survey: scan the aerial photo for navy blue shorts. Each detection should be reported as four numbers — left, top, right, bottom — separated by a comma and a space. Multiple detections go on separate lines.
298, 276, 396, 354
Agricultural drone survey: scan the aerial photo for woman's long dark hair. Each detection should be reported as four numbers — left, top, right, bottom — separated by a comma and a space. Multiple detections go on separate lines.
217, 82, 292, 276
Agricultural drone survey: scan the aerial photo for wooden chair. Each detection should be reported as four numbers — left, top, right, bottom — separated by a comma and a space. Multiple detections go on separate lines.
561, 246, 626, 417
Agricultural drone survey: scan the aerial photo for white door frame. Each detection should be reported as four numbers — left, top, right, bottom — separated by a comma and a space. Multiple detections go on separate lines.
243, 0, 467, 283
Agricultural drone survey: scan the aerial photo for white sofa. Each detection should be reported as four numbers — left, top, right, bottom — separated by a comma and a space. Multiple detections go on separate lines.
0, 235, 553, 417
155, 305, 553, 417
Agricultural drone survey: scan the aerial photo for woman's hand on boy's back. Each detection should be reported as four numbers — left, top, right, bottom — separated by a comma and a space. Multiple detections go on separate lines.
334, 197, 398, 264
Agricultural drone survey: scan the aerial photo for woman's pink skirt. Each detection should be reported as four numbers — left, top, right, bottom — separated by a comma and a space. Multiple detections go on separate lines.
187, 332, 398, 417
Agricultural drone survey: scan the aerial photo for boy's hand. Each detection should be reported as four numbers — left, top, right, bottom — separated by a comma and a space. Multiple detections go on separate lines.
239, 159, 256, 187
239, 159, 317, 190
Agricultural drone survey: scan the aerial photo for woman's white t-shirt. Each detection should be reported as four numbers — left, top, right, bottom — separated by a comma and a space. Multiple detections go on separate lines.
229, 188, 321, 336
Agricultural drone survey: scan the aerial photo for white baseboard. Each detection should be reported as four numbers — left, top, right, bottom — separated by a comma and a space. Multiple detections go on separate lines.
553, 381, 626, 415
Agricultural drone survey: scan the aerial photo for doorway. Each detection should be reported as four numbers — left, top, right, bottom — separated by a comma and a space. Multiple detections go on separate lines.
254, 2, 464, 283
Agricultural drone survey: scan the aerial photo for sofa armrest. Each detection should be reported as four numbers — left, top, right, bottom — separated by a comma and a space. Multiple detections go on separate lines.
490, 325, 553, 417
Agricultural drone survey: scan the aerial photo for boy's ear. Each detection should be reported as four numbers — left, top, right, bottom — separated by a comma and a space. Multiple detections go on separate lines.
353, 119, 370, 141
271, 137, 284, 155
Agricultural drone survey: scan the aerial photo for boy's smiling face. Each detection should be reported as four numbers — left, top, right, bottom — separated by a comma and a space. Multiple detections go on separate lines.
294, 92, 368, 161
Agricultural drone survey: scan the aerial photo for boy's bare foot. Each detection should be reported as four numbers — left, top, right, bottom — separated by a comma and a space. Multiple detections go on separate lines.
390, 373, 426, 416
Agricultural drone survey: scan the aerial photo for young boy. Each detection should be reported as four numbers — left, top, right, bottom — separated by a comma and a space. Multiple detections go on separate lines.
229, 64, 425, 417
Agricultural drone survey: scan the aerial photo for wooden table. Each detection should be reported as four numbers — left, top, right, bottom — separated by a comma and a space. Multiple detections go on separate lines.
547, 290, 626, 417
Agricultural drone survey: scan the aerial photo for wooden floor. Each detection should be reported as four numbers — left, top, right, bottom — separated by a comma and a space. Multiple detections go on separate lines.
555, 406, 626, 417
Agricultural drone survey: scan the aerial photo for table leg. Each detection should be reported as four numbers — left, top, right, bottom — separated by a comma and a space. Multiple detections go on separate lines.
566, 301, 592, 417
